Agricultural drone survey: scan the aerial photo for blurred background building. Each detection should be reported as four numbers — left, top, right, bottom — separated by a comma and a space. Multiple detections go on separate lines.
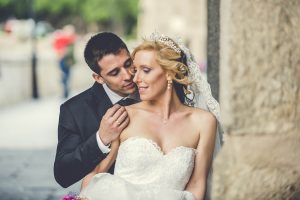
137, 0, 207, 71
0, 0, 208, 106
0, 0, 139, 106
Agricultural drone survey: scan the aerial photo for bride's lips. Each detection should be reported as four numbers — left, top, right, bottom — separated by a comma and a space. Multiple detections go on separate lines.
138, 86, 148, 93
123, 82, 135, 89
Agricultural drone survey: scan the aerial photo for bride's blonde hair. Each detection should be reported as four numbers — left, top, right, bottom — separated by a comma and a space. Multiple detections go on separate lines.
132, 39, 191, 87
132, 39, 192, 103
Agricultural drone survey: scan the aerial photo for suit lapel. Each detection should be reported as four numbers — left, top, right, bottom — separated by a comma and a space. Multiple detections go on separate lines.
87, 82, 113, 121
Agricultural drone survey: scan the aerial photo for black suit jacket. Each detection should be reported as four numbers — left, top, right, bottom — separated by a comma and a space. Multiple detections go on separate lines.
54, 82, 114, 188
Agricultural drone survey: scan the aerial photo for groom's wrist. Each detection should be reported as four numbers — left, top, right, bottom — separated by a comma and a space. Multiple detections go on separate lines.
96, 131, 111, 154
100, 134, 110, 146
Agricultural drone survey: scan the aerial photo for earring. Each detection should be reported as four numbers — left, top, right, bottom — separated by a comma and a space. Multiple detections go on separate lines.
167, 80, 173, 89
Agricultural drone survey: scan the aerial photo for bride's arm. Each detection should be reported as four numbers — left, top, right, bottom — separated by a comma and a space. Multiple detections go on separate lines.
80, 139, 120, 190
185, 113, 217, 200
95, 139, 120, 172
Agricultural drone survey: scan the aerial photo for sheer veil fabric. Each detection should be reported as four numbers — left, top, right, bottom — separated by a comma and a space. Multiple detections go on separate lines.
175, 33, 224, 199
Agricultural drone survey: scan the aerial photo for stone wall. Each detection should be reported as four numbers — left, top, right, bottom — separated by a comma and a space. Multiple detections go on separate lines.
213, 0, 300, 199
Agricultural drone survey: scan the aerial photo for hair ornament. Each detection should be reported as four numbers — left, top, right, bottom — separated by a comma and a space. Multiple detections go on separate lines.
149, 32, 181, 54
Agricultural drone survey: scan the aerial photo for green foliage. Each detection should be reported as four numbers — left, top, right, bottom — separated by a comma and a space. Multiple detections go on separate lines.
80, 0, 112, 22
34, 0, 81, 15
35, 0, 139, 33
0, 0, 139, 35
0, 0, 11, 6
0, 0, 32, 19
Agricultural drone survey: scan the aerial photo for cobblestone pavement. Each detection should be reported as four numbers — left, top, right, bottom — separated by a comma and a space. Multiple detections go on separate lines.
0, 97, 80, 200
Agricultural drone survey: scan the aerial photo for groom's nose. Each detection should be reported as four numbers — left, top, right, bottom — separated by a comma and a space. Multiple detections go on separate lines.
133, 70, 140, 83
121, 67, 132, 81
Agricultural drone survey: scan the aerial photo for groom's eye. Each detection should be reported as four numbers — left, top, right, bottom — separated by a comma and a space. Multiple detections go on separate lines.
108, 69, 119, 76
124, 59, 132, 68
129, 66, 137, 74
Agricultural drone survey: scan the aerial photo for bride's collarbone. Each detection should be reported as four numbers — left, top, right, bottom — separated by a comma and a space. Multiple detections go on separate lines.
134, 112, 191, 126
123, 112, 200, 147
123, 126, 199, 147
131, 106, 193, 120
127, 116, 199, 138
142, 119, 197, 134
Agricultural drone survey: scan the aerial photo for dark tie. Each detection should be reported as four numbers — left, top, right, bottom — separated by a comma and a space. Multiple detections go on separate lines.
116, 98, 138, 106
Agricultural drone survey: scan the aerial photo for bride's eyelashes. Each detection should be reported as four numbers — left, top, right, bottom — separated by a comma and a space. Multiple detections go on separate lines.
132, 66, 152, 74
142, 66, 151, 73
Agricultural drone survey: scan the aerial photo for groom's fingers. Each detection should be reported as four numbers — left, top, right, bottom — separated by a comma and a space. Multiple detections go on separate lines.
115, 110, 128, 126
98, 105, 127, 145
118, 117, 130, 130
110, 106, 126, 124
105, 104, 121, 119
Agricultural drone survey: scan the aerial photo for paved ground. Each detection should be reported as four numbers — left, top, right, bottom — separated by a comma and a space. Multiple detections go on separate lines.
0, 96, 81, 200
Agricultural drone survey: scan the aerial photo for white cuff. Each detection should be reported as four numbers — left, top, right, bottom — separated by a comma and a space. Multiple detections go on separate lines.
96, 131, 111, 154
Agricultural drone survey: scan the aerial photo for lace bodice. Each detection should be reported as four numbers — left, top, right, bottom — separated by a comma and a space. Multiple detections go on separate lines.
80, 137, 197, 199
114, 137, 196, 190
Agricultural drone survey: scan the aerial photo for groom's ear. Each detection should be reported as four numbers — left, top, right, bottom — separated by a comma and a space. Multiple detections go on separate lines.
92, 73, 105, 84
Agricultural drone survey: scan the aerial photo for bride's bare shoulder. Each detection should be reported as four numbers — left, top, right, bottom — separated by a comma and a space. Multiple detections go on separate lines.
125, 102, 144, 110
187, 106, 217, 126
125, 102, 145, 116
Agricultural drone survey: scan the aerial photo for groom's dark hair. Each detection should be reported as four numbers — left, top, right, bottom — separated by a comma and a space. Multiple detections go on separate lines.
84, 32, 129, 74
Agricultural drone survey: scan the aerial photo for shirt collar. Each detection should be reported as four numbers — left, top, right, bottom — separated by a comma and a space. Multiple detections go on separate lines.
102, 83, 128, 104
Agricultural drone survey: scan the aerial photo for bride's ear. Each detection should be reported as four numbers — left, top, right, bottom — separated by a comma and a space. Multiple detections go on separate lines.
166, 73, 173, 81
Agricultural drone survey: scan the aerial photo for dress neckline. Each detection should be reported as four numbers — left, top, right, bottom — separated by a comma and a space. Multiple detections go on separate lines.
120, 136, 197, 156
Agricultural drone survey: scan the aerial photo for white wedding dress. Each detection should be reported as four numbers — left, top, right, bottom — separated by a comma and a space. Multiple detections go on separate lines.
80, 137, 196, 200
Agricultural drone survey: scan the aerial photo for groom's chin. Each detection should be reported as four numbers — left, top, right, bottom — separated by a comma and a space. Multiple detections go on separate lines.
123, 86, 137, 95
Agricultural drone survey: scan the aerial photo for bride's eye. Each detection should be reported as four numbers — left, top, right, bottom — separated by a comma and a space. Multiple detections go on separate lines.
143, 67, 151, 73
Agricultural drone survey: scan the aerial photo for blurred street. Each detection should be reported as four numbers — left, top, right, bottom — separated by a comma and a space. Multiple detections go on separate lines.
0, 96, 81, 200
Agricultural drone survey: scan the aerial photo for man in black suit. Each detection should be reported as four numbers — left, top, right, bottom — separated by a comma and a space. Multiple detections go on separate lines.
54, 32, 138, 188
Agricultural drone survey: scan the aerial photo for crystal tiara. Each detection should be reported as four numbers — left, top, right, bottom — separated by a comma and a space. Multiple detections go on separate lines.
149, 32, 181, 54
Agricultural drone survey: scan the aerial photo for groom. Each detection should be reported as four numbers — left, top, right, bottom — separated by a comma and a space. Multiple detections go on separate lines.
54, 32, 138, 188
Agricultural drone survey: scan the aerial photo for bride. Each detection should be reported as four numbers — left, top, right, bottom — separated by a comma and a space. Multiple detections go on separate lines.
79, 33, 223, 200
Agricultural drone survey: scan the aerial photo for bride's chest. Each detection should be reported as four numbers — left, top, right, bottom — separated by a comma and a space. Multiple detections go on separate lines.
115, 137, 195, 175
121, 123, 199, 150
114, 137, 196, 189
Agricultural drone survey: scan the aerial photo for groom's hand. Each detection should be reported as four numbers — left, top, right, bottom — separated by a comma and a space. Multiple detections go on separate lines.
98, 104, 129, 145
